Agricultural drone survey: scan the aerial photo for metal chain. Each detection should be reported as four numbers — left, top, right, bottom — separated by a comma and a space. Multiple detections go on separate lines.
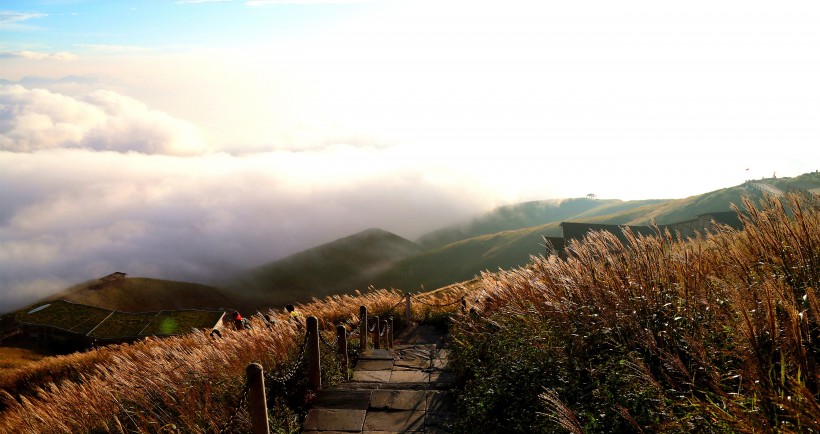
265, 335, 308, 386
386, 297, 405, 315
319, 330, 337, 351
217, 381, 250, 434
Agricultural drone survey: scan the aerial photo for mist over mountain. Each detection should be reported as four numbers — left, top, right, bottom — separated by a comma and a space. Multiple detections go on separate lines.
6, 172, 819, 315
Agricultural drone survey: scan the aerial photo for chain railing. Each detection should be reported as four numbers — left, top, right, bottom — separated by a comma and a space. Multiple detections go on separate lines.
217, 373, 251, 434
223, 289, 467, 433
264, 335, 309, 387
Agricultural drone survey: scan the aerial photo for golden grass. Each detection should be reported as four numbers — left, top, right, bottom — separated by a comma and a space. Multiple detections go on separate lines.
0, 286, 455, 433
448, 194, 820, 432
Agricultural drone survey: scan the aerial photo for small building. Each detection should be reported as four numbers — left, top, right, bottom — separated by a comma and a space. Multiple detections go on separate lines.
101, 272, 127, 283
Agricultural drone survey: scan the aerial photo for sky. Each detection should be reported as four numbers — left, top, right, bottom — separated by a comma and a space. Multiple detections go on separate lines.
1, 0, 819, 311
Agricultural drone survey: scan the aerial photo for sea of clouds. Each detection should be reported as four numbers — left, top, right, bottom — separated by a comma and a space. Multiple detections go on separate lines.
0, 82, 496, 312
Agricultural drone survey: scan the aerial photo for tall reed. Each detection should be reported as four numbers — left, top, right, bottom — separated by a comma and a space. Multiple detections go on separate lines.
449, 194, 819, 433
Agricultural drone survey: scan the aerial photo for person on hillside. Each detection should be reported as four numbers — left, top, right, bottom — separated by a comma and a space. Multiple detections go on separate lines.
286, 304, 303, 328
232, 311, 244, 331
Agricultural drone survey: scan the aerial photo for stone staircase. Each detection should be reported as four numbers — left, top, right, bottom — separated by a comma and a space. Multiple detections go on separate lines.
302, 325, 456, 433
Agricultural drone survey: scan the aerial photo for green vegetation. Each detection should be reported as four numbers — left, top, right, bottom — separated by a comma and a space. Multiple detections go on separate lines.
418, 198, 667, 249
229, 172, 819, 310
448, 194, 820, 432
226, 228, 423, 305
47, 277, 234, 312
18, 301, 111, 335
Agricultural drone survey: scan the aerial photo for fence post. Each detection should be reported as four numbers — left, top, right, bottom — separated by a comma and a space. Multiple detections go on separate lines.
388, 317, 394, 348
336, 325, 348, 381
246, 363, 270, 434
307, 316, 321, 391
405, 293, 412, 322
359, 306, 368, 352
381, 320, 388, 349
373, 315, 381, 349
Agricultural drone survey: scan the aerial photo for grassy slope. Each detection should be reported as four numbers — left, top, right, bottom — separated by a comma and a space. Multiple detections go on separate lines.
362, 173, 820, 293
227, 228, 423, 306
447, 194, 820, 433
45, 277, 235, 312
367, 223, 560, 292
583, 172, 820, 225
2, 195, 816, 433
418, 197, 667, 249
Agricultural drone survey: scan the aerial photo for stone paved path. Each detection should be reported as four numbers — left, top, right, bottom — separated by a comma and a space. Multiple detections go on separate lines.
302, 325, 455, 433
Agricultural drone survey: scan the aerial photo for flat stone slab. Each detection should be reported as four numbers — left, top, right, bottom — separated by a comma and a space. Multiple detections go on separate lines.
303, 431, 356, 434
304, 431, 355, 434
370, 390, 427, 411
363, 410, 426, 432
356, 359, 394, 371
315, 389, 372, 410
353, 370, 392, 383
303, 408, 366, 432
389, 370, 430, 384
431, 358, 450, 371
334, 382, 384, 390
359, 349, 393, 360
394, 359, 430, 370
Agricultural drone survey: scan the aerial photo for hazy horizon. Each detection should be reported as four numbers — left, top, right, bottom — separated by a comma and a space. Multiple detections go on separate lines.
2, 1, 819, 311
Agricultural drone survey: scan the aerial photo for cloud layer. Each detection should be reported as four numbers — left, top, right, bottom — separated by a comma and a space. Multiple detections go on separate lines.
0, 84, 496, 312
0, 84, 208, 155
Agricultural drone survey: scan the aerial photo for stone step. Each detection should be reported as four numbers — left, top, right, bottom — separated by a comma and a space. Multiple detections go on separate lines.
301, 327, 456, 433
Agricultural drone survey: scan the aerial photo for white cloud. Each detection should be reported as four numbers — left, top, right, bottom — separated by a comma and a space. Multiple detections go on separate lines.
73, 44, 153, 53
0, 84, 208, 155
0, 10, 47, 30
246, 0, 377, 5
0, 146, 497, 312
0, 50, 78, 61
177, 0, 235, 3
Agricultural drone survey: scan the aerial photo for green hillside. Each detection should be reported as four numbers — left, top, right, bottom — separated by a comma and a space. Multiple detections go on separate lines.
361, 173, 820, 293
367, 223, 560, 292
34, 172, 819, 314
45, 276, 234, 312
579, 172, 820, 226
226, 228, 423, 305
418, 197, 667, 248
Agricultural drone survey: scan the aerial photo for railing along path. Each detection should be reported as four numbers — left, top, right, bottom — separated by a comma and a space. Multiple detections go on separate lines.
218, 291, 467, 434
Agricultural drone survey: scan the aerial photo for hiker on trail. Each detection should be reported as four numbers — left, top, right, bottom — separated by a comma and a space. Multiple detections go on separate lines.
233, 311, 244, 331
286, 304, 304, 328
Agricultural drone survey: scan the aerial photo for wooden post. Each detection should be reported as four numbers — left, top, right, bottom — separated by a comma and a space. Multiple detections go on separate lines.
405, 293, 412, 322
359, 306, 368, 352
373, 315, 381, 349
381, 320, 388, 349
388, 317, 394, 348
246, 363, 270, 434
307, 316, 321, 391
336, 325, 348, 381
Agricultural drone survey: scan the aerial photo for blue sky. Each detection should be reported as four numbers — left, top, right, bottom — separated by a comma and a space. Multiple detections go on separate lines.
2, 1, 370, 51
1, 1, 819, 310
